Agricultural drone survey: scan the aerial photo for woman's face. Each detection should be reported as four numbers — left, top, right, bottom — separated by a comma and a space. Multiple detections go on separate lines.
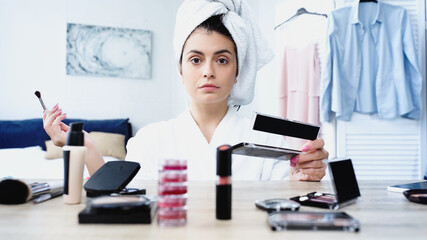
181, 28, 237, 106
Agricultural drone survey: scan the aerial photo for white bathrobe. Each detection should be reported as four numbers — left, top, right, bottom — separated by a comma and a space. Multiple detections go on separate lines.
126, 107, 290, 181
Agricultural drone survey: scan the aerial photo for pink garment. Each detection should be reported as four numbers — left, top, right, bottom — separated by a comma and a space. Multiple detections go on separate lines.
279, 43, 321, 148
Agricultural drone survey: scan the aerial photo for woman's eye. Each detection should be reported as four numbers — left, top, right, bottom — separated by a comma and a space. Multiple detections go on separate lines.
217, 58, 228, 64
190, 58, 201, 64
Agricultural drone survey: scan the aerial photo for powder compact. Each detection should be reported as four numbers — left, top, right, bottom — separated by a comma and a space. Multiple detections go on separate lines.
290, 158, 361, 209
255, 198, 300, 213
78, 195, 156, 224
403, 189, 427, 205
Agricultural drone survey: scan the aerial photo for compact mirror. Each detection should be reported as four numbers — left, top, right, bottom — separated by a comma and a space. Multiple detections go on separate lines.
255, 198, 300, 212
403, 189, 427, 204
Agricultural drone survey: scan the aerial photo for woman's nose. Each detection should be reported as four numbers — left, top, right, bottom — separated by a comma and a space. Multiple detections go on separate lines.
203, 63, 215, 78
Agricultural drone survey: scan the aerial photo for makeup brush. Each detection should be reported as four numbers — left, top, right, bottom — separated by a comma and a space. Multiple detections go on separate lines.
34, 91, 47, 111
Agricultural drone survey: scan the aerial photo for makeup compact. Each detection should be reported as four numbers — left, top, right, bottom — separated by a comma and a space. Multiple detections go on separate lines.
252, 113, 320, 140
78, 195, 156, 224
403, 189, 427, 205
232, 142, 301, 161
232, 113, 319, 161
267, 211, 360, 232
255, 198, 300, 213
290, 158, 361, 209
84, 161, 142, 197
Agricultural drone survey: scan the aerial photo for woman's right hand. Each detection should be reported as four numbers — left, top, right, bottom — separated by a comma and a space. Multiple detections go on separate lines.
43, 103, 69, 147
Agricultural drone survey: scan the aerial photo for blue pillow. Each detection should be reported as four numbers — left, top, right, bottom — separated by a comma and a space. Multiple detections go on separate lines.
0, 119, 49, 149
63, 118, 131, 145
0, 118, 131, 150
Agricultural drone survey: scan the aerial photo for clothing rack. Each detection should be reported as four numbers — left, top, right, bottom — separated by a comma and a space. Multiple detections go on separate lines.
274, 7, 327, 30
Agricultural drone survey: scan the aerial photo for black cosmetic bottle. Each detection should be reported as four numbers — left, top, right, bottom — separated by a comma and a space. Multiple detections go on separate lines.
63, 122, 86, 204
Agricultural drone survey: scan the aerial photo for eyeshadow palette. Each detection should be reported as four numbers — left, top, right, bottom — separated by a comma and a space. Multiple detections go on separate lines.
290, 158, 361, 209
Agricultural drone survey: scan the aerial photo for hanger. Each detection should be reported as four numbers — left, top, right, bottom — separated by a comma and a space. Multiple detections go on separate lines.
274, 7, 327, 30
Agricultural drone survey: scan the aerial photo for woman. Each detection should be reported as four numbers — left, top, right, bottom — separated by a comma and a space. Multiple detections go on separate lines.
43, 0, 327, 181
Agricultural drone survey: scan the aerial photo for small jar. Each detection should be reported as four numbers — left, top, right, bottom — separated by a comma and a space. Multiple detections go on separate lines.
157, 207, 187, 227
158, 182, 187, 196
158, 170, 187, 183
157, 195, 187, 208
161, 159, 187, 171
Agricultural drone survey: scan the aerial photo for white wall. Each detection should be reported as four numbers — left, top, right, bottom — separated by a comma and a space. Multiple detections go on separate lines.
0, 0, 282, 135
0, 0, 182, 134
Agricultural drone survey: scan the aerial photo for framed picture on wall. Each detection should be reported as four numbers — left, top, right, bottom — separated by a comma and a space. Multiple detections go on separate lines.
66, 23, 152, 79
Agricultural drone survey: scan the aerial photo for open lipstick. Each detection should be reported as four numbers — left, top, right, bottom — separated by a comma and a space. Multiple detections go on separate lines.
34, 91, 47, 111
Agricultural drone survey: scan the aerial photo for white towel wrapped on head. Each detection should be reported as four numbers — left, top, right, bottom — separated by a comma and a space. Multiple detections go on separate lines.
174, 0, 274, 106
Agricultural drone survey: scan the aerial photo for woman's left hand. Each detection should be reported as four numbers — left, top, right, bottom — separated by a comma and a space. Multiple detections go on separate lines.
289, 138, 328, 181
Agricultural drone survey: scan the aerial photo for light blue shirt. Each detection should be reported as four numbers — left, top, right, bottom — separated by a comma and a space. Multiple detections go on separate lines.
320, 1, 422, 122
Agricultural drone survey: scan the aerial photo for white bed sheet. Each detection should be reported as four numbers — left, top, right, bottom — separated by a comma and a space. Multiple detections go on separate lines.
0, 146, 120, 180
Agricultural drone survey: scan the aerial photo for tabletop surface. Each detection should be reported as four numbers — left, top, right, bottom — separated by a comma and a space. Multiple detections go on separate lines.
1, 180, 427, 240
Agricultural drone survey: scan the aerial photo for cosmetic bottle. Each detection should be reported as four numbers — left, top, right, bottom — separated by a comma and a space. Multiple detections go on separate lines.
63, 122, 86, 204
216, 144, 232, 220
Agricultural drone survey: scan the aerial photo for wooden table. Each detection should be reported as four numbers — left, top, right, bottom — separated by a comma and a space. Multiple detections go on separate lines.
1, 180, 426, 240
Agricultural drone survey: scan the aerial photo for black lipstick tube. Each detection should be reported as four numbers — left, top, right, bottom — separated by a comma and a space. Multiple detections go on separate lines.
216, 144, 232, 220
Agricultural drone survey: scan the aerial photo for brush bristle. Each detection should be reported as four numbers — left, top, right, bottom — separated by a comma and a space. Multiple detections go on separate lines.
34, 91, 41, 98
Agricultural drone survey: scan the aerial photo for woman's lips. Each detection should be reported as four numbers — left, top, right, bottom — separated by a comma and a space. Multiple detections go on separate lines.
200, 84, 220, 91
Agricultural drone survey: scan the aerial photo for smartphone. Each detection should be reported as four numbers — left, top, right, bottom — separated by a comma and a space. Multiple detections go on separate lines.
253, 113, 320, 140
268, 211, 360, 232
232, 142, 301, 161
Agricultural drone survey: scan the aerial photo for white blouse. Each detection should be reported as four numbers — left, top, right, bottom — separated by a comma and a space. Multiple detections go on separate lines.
126, 107, 290, 181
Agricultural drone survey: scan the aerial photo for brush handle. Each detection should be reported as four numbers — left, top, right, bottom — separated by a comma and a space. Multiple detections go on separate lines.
37, 98, 47, 111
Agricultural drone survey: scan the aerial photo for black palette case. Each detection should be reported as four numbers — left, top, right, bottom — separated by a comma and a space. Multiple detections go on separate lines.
79, 161, 155, 224
84, 161, 141, 197
79, 195, 156, 224
232, 142, 301, 161
291, 158, 361, 209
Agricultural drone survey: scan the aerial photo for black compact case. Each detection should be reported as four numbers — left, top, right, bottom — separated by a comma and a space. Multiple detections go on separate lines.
291, 159, 361, 209
84, 161, 142, 197
403, 189, 427, 205
232, 142, 301, 161
252, 113, 320, 140
79, 195, 156, 224
79, 161, 155, 224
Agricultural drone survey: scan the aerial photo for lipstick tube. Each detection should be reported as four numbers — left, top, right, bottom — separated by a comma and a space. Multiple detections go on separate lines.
216, 144, 232, 220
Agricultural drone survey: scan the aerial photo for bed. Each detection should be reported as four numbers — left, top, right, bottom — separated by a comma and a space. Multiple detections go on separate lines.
0, 118, 132, 180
